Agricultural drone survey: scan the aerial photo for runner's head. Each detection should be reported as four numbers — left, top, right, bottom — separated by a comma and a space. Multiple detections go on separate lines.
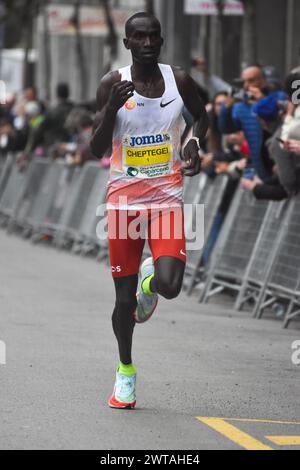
124, 12, 163, 64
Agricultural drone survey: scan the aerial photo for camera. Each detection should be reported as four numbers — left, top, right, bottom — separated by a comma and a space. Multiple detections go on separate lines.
230, 78, 253, 103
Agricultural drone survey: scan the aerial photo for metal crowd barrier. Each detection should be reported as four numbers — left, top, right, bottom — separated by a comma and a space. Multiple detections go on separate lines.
24, 160, 79, 242
1, 152, 299, 329
253, 194, 300, 327
0, 151, 7, 178
53, 161, 107, 254
72, 167, 109, 256
181, 173, 210, 285
234, 199, 291, 315
0, 155, 30, 227
185, 173, 230, 294
8, 158, 51, 234
282, 278, 300, 328
0, 153, 15, 202
0, 155, 4, 175
199, 184, 269, 303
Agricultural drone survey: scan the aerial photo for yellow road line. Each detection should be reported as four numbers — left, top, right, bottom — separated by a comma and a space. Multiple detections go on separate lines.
266, 436, 300, 446
209, 417, 300, 425
197, 417, 273, 451
227, 418, 300, 425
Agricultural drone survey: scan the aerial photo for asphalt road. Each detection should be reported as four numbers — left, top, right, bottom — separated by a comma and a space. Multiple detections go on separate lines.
0, 229, 300, 450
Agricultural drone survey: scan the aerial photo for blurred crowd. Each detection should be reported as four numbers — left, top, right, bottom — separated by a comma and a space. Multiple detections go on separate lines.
1, 62, 300, 203
0, 82, 110, 170
190, 60, 300, 264
192, 59, 300, 202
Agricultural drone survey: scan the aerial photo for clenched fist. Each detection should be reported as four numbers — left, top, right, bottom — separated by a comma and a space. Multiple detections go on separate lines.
107, 73, 135, 113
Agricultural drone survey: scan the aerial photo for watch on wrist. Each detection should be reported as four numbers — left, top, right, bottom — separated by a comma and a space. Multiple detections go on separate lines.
190, 136, 200, 149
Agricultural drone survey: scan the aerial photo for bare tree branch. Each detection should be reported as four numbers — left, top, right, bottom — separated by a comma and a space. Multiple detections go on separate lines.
100, 0, 118, 61
70, 0, 87, 102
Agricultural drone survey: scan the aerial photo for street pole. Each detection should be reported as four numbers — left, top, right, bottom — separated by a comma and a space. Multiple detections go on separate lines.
43, 0, 51, 102
240, 0, 257, 70
285, 0, 294, 72
0, 1, 6, 81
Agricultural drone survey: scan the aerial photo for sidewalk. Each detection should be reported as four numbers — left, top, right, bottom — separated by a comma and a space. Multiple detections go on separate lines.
0, 229, 299, 450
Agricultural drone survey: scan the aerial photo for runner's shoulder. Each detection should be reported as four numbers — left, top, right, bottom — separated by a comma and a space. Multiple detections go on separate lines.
98, 70, 121, 93
96, 71, 121, 108
171, 66, 191, 85
171, 66, 197, 99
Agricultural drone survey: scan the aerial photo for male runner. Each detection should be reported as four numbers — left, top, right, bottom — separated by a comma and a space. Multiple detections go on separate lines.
90, 12, 208, 409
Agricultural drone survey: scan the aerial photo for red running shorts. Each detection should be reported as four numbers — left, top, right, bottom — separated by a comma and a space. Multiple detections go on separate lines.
107, 207, 186, 277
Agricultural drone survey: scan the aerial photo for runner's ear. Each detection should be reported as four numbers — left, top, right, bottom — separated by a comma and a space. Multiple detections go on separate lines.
123, 38, 129, 50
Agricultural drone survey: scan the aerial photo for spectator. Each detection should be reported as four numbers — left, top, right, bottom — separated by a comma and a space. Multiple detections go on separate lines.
22, 86, 46, 115
201, 130, 247, 265
74, 111, 96, 166
0, 95, 30, 154
241, 170, 288, 201
0, 93, 15, 126
265, 67, 300, 197
202, 120, 248, 180
50, 108, 96, 166
263, 65, 283, 92
284, 139, 300, 155
206, 91, 229, 155
24, 82, 74, 157
219, 65, 286, 180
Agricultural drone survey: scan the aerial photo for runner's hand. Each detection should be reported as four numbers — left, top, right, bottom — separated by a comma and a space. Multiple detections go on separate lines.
181, 139, 201, 177
107, 73, 135, 113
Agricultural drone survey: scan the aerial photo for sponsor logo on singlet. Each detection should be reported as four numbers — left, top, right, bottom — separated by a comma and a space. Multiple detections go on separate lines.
124, 133, 171, 147
125, 98, 137, 110
127, 167, 139, 177
122, 132, 173, 179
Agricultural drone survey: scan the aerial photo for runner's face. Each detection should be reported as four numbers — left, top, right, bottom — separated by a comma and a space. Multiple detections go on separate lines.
124, 18, 163, 64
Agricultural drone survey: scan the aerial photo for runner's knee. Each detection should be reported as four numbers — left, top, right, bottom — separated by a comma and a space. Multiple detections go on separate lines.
156, 278, 181, 299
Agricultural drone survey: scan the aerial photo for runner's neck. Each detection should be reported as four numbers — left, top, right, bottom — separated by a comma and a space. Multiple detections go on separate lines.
131, 61, 161, 85
130, 62, 164, 98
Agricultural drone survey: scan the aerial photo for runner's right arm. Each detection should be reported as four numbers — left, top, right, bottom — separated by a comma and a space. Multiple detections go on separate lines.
90, 72, 135, 157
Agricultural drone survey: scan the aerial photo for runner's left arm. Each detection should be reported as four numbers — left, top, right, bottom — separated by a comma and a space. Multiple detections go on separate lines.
173, 67, 209, 176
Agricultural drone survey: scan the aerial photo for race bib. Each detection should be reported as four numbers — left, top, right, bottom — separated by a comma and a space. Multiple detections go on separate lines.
122, 132, 173, 178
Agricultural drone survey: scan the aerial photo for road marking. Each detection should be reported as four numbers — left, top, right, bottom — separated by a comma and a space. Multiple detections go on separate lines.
266, 436, 300, 446
197, 417, 273, 450
224, 418, 300, 425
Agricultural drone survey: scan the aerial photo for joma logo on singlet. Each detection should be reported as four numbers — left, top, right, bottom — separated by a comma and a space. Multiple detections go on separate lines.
128, 133, 170, 147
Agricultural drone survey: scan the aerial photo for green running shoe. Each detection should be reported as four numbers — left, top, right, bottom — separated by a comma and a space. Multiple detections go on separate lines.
108, 369, 136, 409
134, 257, 158, 324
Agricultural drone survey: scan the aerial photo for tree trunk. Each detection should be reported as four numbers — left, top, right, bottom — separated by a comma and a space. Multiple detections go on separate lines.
72, 1, 87, 102
215, 0, 224, 77
0, 2, 6, 78
145, 0, 154, 14
22, 1, 34, 89
101, 0, 118, 64
22, 0, 38, 89
42, 0, 51, 102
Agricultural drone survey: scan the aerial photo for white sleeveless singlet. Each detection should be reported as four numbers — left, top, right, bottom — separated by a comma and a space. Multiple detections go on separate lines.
107, 63, 186, 210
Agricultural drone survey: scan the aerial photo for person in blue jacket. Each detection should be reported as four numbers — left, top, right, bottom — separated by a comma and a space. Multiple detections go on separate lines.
219, 65, 286, 180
